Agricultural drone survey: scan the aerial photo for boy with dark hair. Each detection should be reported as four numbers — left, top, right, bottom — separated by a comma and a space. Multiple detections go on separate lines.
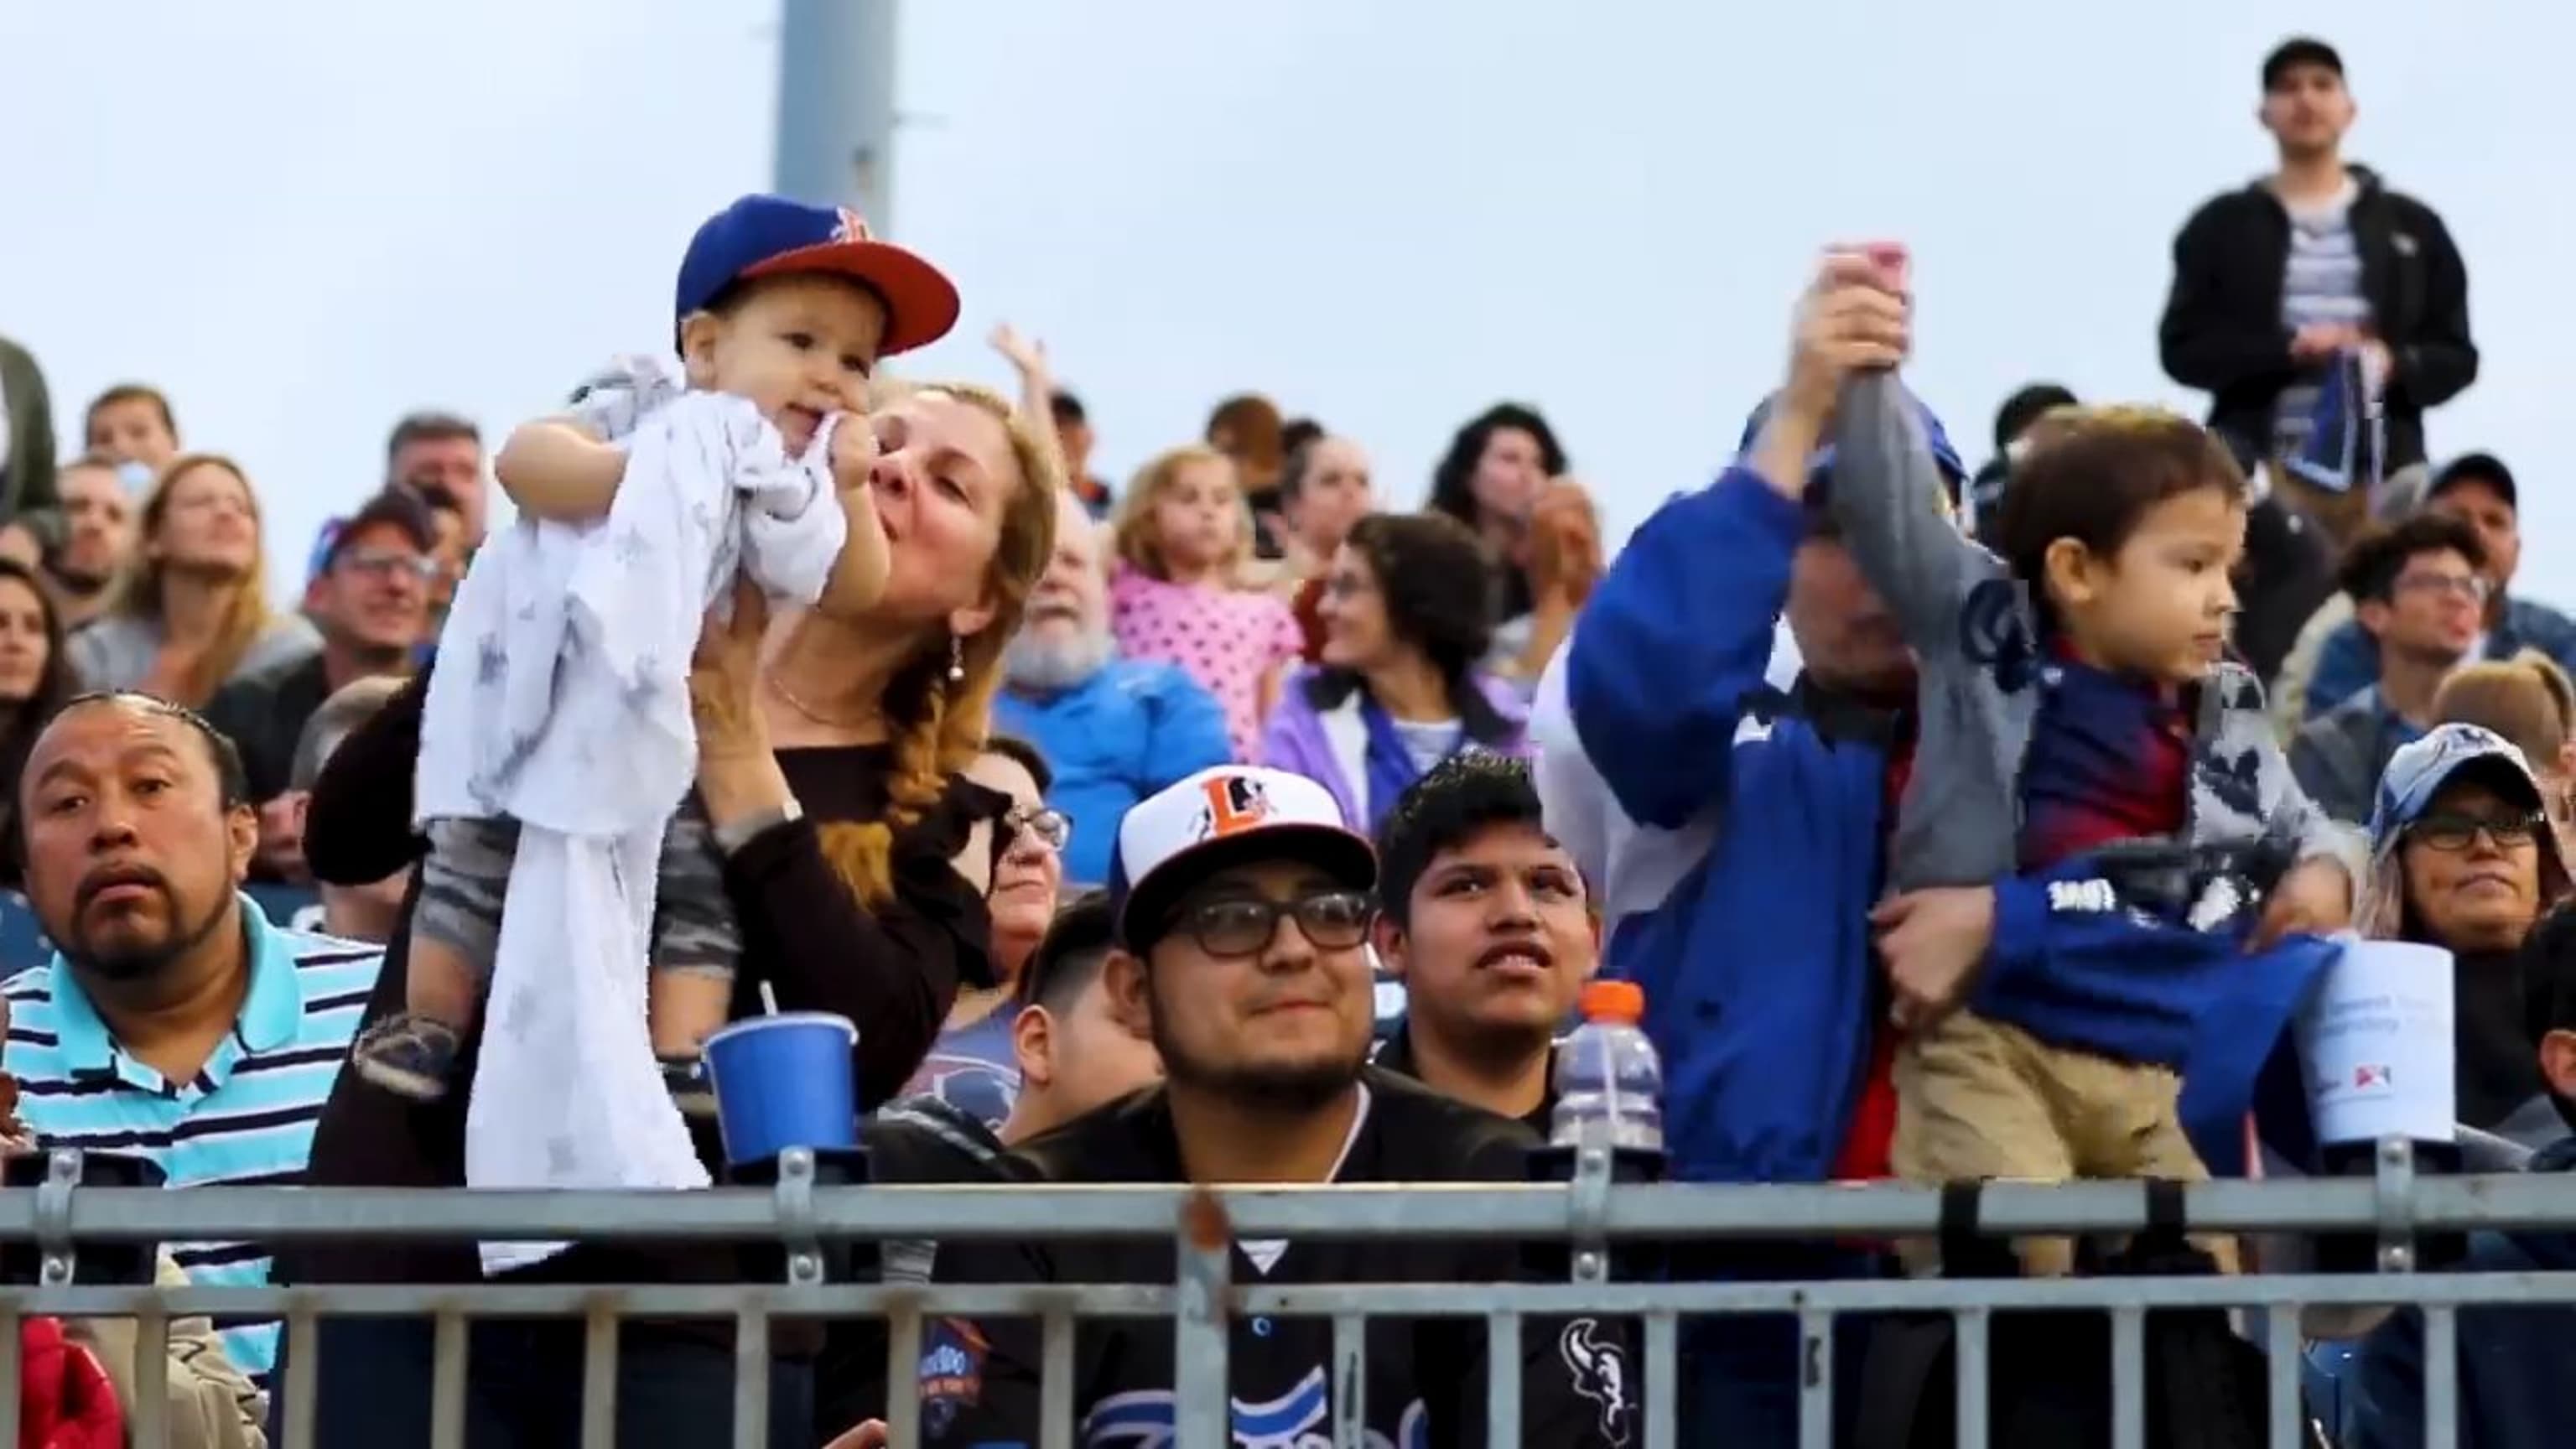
2343, 900, 2576, 1446
1818, 252, 2360, 1273
2290, 514, 2486, 821
1371, 752, 1593, 1129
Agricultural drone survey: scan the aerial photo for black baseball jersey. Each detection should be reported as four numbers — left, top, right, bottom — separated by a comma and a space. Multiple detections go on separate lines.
922, 1068, 1637, 1447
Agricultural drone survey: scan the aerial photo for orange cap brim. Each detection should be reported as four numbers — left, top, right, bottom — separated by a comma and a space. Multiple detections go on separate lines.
738, 238, 962, 356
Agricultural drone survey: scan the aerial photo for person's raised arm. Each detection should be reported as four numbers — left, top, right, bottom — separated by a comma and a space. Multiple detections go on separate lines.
1564, 254, 1898, 830
989, 324, 1067, 482
690, 587, 985, 1107
1825, 248, 2002, 657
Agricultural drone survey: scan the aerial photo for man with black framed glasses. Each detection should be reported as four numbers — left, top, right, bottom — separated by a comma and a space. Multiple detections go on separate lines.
918, 765, 1635, 1446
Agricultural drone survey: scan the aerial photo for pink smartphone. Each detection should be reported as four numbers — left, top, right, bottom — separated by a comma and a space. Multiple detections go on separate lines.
1866, 242, 1911, 293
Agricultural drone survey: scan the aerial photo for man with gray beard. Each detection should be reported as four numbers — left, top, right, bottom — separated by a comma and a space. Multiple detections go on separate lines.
993, 490, 1231, 886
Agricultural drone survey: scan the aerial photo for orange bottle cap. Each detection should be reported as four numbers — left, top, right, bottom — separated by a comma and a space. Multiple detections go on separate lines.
1580, 979, 1644, 1024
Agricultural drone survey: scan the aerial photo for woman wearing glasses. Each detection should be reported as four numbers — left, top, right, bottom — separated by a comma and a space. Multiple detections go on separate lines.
2357, 724, 2576, 1147
1261, 512, 1530, 832
896, 736, 1072, 1128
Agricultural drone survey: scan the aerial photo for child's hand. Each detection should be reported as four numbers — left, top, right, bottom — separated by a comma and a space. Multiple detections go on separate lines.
1872, 886, 1997, 1031
828, 412, 880, 491
2249, 857, 2353, 950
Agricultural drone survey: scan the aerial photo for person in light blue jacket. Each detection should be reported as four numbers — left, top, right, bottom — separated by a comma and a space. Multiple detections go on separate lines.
994, 489, 1231, 886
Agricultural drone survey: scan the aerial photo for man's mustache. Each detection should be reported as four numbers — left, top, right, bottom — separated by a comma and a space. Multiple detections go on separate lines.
76, 861, 169, 911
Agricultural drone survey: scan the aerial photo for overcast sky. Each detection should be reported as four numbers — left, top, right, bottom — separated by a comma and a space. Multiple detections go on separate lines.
6, 0, 2571, 604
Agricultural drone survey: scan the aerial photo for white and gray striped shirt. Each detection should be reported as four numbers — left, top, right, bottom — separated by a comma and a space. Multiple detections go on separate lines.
2273, 181, 2374, 455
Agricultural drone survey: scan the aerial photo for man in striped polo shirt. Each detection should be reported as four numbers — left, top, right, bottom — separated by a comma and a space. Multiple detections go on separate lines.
1, 691, 379, 1382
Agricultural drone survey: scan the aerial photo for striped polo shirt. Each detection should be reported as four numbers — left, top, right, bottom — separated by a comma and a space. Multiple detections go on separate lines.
2, 897, 380, 1380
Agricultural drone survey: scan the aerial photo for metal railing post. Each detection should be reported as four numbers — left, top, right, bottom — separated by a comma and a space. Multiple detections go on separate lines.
1173, 1191, 1233, 1445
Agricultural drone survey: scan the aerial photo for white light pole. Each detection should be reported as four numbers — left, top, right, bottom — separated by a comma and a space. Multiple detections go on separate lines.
771, 0, 899, 228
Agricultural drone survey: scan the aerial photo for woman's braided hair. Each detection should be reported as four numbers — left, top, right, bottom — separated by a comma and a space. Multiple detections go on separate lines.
814, 382, 1062, 906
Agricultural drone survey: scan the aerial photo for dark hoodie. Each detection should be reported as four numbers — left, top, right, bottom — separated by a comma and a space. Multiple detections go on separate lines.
2158, 164, 2476, 471
2343, 1135, 2576, 1448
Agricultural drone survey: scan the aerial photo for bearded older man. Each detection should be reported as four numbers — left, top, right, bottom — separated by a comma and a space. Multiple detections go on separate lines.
992, 490, 1231, 886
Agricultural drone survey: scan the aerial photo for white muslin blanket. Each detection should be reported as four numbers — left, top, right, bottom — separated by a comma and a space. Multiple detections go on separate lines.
413, 358, 850, 1274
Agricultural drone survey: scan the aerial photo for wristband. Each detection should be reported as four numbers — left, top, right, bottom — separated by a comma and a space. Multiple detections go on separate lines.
712, 797, 805, 857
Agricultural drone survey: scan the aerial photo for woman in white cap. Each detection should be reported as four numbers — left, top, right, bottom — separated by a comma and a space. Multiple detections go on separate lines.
2357, 723, 2576, 1145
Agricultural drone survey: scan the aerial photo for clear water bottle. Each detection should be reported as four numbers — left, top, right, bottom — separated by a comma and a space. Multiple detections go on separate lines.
1550, 980, 1664, 1152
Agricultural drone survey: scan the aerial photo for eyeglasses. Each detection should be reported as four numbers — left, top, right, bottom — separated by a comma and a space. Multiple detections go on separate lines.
2393, 572, 2490, 605
1169, 889, 1373, 958
340, 549, 439, 583
1006, 805, 1072, 853
1323, 572, 1374, 601
2405, 809, 2546, 852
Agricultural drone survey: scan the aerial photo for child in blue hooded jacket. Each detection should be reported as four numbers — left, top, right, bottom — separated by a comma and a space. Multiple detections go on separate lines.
1820, 252, 2363, 1274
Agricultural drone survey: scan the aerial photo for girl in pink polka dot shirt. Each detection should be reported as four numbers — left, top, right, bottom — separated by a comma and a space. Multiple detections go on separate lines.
1108, 445, 1303, 761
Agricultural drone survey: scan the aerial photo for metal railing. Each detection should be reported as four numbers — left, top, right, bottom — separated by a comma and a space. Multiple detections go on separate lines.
2, 1141, 2570, 1447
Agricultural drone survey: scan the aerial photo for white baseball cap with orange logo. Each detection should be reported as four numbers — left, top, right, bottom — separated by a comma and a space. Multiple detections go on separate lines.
1107, 766, 1378, 950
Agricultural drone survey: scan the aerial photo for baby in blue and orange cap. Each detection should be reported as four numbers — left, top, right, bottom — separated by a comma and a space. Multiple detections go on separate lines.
356, 196, 962, 1110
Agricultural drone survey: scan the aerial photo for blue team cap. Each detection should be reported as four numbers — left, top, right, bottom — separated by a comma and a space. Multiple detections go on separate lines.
2368, 723, 2548, 853
671, 195, 960, 356
1734, 389, 1967, 504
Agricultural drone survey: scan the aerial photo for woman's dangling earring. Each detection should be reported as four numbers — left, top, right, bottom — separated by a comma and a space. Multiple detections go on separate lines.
947, 633, 966, 683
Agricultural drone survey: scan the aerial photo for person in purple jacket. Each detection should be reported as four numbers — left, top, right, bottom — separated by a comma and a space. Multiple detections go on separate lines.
1260, 511, 1529, 830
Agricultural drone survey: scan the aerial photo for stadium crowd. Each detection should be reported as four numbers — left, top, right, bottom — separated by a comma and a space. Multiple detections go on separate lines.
0, 32, 2568, 1449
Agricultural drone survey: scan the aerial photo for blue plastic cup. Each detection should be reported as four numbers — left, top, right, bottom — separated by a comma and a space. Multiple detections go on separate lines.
703, 1011, 859, 1167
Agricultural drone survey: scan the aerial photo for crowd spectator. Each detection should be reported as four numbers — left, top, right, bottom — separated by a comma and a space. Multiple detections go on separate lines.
82, 384, 181, 473
1427, 402, 1567, 657
2158, 36, 2476, 477
69, 455, 319, 707
283, 379, 1057, 1443
2355, 725, 2574, 1148
2290, 513, 2487, 821
0, 557, 80, 885
920, 765, 1634, 1446
1370, 752, 1592, 1130
203, 490, 433, 881
45, 453, 140, 630
382, 411, 486, 548
283, 677, 411, 943
824, 890, 1161, 1444
2303, 453, 2576, 724
1962, 381, 2076, 535
1203, 392, 1288, 555
0, 333, 57, 541
2437, 655, 2576, 856
1263, 512, 1529, 831
0, 693, 383, 1382
898, 736, 1069, 1130
993, 487, 1230, 884
2343, 899, 2576, 1446
1275, 433, 1378, 660
1108, 444, 1303, 761
1047, 388, 1114, 518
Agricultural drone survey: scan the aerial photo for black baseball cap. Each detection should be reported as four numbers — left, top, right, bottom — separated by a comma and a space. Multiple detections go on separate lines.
2426, 452, 2518, 511
2262, 37, 2345, 91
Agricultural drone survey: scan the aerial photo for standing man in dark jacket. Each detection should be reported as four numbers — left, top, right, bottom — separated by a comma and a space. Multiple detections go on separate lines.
2159, 36, 2475, 475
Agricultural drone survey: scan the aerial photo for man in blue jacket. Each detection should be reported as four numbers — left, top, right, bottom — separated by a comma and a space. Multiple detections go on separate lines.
1565, 252, 2345, 1444
2342, 900, 2576, 1449
995, 489, 1233, 886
